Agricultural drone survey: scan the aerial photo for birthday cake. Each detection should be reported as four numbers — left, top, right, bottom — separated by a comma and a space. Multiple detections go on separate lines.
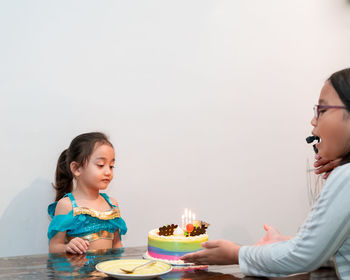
146, 219, 209, 264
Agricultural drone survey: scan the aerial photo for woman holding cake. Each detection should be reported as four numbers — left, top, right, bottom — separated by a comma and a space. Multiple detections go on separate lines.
47, 132, 127, 254
182, 68, 350, 277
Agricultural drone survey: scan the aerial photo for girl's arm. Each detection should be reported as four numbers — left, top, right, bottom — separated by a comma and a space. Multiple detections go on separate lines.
50, 231, 89, 254
49, 231, 89, 254
49, 198, 89, 254
109, 196, 124, 248
49, 231, 68, 253
112, 230, 122, 248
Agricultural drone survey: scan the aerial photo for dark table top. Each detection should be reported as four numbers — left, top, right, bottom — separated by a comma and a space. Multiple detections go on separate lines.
0, 246, 338, 279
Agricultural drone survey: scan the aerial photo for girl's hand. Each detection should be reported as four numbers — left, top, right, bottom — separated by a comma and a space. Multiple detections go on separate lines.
181, 240, 240, 265
66, 253, 89, 267
314, 154, 341, 179
254, 224, 292, 246
65, 237, 89, 254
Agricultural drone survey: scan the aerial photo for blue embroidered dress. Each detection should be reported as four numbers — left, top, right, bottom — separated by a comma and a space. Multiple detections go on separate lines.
47, 193, 127, 242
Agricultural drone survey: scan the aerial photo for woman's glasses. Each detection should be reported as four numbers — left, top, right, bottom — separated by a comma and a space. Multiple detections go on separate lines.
313, 105, 346, 119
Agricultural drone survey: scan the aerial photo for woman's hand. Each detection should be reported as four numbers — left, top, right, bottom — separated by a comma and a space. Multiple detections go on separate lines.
254, 224, 292, 246
65, 237, 89, 254
181, 240, 240, 265
314, 154, 341, 179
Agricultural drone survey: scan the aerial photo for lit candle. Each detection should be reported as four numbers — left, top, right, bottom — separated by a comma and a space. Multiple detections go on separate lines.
185, 208, 188, 225
193, 213, 196, 223
189, 209, 192, 224
181, 214, 184, 229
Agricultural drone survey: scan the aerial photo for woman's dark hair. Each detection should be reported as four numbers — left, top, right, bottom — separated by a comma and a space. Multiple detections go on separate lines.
54, 132, 113, 201
328, 68, 350, 165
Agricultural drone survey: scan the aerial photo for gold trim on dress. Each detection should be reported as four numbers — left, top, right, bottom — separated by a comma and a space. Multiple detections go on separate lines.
73, 207, 120, 220
67, 230, 114, 242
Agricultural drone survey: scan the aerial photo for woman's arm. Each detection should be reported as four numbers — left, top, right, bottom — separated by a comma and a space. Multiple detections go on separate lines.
239, 164, 350, 276
182, 240, 240, 264
182, 224, 292, 265
184, 164, 350, 275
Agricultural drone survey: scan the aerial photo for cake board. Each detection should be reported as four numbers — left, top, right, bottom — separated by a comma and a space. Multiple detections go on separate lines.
143, 252, 208, 270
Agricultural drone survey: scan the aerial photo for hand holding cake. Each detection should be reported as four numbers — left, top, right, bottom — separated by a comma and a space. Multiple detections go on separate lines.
181, 240, 240, 265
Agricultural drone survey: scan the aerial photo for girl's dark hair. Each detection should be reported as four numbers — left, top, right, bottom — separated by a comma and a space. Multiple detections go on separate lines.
54, 132, 113, 201
328, 68, 350, 165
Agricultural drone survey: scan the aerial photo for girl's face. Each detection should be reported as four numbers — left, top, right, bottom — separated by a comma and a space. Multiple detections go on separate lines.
74, 143, 115, 190
311, 81, 350, 160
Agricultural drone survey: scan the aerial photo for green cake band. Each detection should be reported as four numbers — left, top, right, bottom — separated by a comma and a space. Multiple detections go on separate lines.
148, 235, 208, 252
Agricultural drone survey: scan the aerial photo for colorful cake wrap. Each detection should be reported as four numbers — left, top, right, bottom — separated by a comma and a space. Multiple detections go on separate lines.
147, 219, 209, 262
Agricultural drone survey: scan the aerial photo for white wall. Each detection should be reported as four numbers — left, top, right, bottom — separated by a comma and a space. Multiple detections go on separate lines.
1, 0, 350, 257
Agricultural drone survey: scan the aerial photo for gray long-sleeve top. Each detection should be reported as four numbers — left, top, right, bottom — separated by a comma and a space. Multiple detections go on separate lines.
239, 163, 350, 279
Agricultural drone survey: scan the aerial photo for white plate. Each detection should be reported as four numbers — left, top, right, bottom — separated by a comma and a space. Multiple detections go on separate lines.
95, 259, 172, 279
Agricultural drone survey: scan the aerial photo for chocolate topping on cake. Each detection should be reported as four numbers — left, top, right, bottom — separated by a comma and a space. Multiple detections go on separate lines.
158, 224, 178, 236
186, 221, 210, 237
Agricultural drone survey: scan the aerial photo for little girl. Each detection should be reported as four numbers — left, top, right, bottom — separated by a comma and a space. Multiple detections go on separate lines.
47, 132, 127, 254
182, 68, 350, 278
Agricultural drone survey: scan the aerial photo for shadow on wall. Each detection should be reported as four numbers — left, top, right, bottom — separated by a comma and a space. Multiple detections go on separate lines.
0, 178, 54, 257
